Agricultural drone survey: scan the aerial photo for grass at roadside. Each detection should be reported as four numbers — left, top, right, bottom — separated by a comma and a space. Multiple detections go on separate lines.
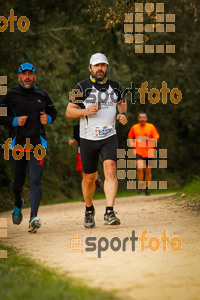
175, 176, 200, 204
179, 176, 200, 197
0, 244, 118, 300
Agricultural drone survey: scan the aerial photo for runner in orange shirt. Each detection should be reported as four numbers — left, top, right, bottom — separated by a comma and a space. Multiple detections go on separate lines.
128, 113, 159, 195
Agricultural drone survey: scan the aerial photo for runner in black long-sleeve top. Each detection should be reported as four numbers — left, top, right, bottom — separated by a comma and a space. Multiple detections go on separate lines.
0, 62, 57, 233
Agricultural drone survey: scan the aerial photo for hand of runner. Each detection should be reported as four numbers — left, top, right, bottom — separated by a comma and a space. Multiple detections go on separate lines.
117, 114, 127, 125
68, 139, 77, 146
40, 112, 48, 124
128, 139, 135, 148
18, 116, 28, 126
85, 104, 98, 116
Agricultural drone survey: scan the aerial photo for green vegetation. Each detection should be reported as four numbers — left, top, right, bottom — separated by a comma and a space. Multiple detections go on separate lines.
178, 176, 200, 198
0, 244, 118, 300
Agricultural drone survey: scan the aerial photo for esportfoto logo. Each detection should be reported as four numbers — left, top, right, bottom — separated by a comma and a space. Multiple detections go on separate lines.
69, 81, 182, 105
0, 76, 7, 117
69, 230, 182, 258
124, 2, 176, 53
0, 218, 7, 259
117, 142, 168, 190
0, 9, 30, 33
1, 138, 46, 161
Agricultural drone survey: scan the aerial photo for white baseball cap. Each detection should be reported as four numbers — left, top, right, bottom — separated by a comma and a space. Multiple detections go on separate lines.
89, 53, 109, 65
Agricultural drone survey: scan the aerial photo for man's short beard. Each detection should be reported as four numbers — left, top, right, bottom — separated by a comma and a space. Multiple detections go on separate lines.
20, 79, 35, 89
92, 71, 107, 81
90, 65, 107, 81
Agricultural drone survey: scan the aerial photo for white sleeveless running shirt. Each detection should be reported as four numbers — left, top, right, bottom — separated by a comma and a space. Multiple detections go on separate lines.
71, 78, 123, 141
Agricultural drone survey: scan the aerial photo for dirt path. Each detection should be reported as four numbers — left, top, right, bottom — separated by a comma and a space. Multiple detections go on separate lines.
1, 193, 200, 300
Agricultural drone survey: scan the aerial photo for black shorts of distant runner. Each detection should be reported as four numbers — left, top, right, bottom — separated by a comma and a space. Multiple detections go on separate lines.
136, 154, 153, 167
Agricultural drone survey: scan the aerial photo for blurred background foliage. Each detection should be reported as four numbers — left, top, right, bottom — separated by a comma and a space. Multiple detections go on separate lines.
0, 0, 199, 210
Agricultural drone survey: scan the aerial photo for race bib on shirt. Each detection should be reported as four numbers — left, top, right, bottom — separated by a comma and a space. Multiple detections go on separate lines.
137, 136, 148, 147
94, 125, 113, 137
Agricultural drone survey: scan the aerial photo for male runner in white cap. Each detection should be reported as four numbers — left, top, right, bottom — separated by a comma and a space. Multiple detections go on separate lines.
66, 53, 127, 228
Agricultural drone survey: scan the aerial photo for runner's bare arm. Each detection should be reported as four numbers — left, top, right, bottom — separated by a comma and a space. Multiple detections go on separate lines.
66, 103, 97, 118
117, 99, 127, 125
128, 126, 135, 148
128, 138, 135, 148
117, 98, 127, 113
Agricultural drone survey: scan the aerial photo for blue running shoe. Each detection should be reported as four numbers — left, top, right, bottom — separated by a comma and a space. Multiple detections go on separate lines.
28, 215, 41, 233
12, 198, 24, 225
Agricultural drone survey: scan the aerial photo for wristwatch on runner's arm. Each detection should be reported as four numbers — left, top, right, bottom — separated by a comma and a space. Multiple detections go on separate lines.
121, 112, 127, 118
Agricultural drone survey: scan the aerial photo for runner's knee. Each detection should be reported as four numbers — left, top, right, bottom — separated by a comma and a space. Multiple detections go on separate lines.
104, 161, 116, 179
12, 184, 24, 193
30, 175, 41, 188
83, 173, 96, 187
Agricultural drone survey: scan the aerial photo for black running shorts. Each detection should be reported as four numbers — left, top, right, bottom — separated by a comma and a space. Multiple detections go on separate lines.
136, 154, 153, 166
80, 134, 118, 174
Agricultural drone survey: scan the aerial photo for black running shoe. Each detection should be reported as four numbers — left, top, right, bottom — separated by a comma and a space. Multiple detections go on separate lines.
145, 188, 151, 196
84, 209, 95, 228
12, 198, 24, 225
103, 210, 120, 225
137, 189, 142, 194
